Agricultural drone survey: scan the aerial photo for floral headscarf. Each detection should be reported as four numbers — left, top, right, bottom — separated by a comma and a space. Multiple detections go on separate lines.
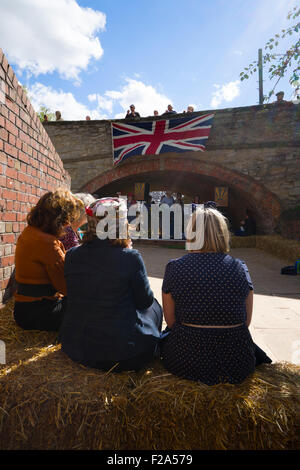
85, 197, 127, 217
84, 197, 129, 243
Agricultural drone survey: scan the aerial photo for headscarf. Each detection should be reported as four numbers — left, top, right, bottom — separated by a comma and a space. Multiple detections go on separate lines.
85, 197, 127, 217
84, 197, 128, 241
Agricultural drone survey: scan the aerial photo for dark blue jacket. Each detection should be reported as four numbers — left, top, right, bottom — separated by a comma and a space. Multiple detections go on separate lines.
60, 239, 159, 364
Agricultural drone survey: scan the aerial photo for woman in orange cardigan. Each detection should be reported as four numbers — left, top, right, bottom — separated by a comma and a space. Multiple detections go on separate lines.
14, 189, 82, 331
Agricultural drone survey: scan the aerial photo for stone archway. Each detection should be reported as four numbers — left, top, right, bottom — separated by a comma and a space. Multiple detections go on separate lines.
80, 156, 282, 233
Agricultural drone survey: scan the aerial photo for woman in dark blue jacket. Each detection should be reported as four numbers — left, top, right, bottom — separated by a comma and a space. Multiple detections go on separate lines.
60, 197, 162, 372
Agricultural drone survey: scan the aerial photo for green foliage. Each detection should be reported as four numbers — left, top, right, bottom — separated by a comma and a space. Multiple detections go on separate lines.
240, 6, 300, 101
37, 105, 55, 122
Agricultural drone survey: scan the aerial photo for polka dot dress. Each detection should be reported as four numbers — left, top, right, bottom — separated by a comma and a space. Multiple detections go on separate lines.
161, 253, 256, 385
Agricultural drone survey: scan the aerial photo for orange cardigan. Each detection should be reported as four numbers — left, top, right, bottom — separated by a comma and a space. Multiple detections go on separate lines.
14, 225, 67, 302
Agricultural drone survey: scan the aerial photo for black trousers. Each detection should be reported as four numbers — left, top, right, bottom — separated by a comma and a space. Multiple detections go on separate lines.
14, 297, 67, 332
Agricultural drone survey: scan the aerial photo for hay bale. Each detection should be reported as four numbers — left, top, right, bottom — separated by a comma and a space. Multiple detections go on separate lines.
0, 301, 299, 450
231, 235, 300, 263
231, 236, 257, 249
0, 299, 58, 364
255, 235, 300, 264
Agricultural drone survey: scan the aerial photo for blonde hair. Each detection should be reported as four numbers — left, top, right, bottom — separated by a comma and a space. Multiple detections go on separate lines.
74, 193, 96, 207
186, 207, 230, 253
73, 193, 95, 222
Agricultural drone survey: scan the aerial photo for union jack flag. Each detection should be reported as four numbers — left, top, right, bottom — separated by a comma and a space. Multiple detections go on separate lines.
112, 113, 214, 165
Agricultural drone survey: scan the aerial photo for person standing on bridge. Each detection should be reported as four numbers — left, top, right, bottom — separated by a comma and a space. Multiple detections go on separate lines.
125, 104, 140, 119
55, 111, 64, 121
164, 104, 177, 114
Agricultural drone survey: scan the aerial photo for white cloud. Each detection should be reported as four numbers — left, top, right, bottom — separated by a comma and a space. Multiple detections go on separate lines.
233, 50, 243, 56
28, 77, 173, 120
105, 78, 172, 117
88, 94, 97, 102
87, 94, 114, 114
0, 0, 106, 82
210, 80, 241, 108
28, 83, 109, 120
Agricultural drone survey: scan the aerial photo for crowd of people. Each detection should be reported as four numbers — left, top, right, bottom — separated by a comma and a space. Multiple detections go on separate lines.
13, 189, 271, 385
110, 191, 256, 239
41, 89, 297, 123
125, 103, 194, 120
42, 105, 196, 123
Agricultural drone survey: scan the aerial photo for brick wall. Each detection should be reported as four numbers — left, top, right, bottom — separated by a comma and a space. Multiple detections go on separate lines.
0, 49, 70, 305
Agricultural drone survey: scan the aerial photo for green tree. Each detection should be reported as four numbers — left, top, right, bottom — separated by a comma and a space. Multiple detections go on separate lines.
240, 6, 300, 101
37, 105, 55, 122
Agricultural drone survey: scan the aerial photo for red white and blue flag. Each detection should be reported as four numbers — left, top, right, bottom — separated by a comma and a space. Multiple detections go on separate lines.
112, 113, 214, 165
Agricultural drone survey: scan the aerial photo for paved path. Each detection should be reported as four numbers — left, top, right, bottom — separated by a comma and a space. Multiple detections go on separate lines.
134, 244, 300, 365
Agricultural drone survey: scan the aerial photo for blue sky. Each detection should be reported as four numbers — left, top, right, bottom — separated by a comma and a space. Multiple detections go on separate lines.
1, 0, 298, 119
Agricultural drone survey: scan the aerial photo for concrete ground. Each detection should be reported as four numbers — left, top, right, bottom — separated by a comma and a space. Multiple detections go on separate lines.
133, 243, 300, 365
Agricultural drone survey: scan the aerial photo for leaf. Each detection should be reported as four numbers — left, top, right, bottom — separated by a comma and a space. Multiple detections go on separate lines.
238, 7, 300, 87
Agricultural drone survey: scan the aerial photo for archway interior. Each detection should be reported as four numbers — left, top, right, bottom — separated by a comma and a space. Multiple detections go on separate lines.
93, 170, 260, 233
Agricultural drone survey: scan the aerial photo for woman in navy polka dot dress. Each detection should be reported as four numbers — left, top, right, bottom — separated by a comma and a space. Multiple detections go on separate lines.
161, 203, 271, 385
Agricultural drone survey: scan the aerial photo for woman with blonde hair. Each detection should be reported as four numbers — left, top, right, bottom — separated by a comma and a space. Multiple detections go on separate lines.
59, 193, 95, 250
14, 189, 81, 331
161, 202, 271, 385
60, 197, 162, 372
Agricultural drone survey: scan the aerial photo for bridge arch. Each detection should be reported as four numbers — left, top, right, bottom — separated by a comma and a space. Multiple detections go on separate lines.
80, 156, 282, 234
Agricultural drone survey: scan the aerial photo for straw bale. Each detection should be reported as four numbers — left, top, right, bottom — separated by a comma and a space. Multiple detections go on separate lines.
231, 236, 257, 249
0, 301, 299, 450
231, 235, 300, 263
255, 235, 300, 264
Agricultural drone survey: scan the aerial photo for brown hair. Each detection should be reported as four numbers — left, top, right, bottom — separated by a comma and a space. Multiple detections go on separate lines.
27, 189, 82, 237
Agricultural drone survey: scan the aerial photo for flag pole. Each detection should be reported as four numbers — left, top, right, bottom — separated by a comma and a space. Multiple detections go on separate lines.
258, 49, 264, 105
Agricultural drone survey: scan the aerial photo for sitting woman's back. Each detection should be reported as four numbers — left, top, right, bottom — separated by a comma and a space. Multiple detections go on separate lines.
161, 205, 271, 385
164, 252, 251, 326
60, 197, 162, 372
14, 189, 80, 331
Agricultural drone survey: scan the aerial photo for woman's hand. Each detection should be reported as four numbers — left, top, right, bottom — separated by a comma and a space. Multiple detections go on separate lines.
246, 290, 254, 327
